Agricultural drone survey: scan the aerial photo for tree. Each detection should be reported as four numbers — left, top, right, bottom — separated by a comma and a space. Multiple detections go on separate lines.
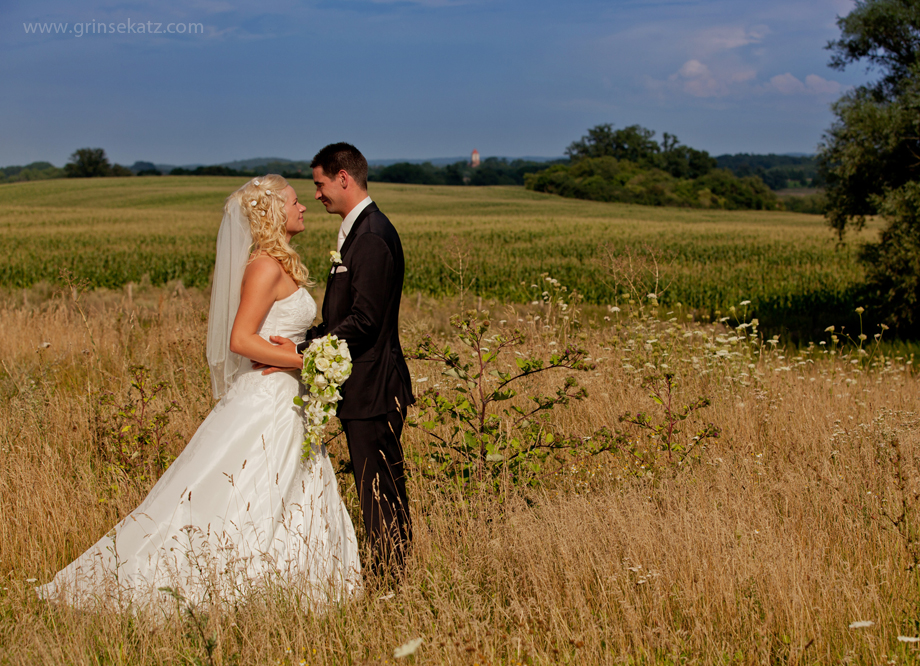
374, 162, 445, 185
827, 0, 920, 97
65, 148, 112, 178
566, 124, 660, 163
110, 164, 134, 177
858, 182, 920, 329
820, 0, 920, 331
658, 134, 717, 179
566, 124, 715, 179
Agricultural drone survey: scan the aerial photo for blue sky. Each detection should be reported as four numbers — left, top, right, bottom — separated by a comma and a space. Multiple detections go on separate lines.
1, 0, 867, 166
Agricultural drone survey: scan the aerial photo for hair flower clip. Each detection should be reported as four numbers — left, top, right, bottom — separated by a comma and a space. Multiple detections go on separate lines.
260, 210, 266, 216
253, 179, 261, 186
250, 200, 257, 207
265, 190, 271, 195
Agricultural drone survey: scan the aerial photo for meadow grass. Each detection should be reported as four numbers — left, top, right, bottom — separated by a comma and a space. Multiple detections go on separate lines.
1, 178, 915, 664
1, 281, 918, 664
0, 176, 882, 340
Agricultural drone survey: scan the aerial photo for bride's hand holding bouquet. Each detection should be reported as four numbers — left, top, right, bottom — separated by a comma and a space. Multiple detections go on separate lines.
294, 334, 352, 459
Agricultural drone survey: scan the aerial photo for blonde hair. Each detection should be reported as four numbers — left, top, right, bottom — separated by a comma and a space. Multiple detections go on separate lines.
226, 174, 312, 288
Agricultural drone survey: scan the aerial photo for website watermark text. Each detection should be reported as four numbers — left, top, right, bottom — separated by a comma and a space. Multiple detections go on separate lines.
23, 20, 204, 37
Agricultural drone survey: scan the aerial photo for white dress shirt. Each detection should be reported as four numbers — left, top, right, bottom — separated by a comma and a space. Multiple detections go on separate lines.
337, 196, 373, 252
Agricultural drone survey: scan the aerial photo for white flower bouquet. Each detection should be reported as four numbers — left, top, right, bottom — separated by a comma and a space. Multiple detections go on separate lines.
293, 334, 352, 459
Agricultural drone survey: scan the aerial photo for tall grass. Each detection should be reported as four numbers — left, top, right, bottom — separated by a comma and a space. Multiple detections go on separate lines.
1, 281, 918, 664
0, 177, 881, 339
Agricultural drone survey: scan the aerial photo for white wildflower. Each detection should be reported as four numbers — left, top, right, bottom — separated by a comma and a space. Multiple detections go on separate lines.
394, 638, 423, 658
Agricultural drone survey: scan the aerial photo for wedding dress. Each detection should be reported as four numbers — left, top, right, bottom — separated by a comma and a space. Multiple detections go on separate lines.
38, 288, 362, 609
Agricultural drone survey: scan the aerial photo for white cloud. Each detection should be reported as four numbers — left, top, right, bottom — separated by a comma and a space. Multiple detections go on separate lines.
693, 24, 770, 54
769, 72, 806, 94
665, 59, 757, 98
675, 60, 724, 97
805, 74, 843, 94
679, 59, 709, 78
767, 72, 843, 95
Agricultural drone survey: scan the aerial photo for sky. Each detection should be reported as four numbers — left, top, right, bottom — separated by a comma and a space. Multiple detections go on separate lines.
1, 0, 870, 167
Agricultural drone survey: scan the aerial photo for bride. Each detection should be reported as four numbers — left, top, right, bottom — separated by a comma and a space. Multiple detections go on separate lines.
38, 175, 362, 609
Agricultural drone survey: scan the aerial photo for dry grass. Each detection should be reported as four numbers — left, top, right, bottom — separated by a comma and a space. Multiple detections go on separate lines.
1, 283, 919, 665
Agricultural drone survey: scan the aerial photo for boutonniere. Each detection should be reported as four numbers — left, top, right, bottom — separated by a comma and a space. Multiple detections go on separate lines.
329, 250, 342, 266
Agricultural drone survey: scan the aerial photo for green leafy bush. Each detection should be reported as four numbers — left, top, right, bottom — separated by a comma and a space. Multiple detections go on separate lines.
525, 158, 780, 210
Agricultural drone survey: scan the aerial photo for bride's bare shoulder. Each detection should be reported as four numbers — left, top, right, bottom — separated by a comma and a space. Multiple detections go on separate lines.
240, 254, 285, 293
246, 253, 284, 276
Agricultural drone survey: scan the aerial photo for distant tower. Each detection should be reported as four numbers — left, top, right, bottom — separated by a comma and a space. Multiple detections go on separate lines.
470, 149, 480, 168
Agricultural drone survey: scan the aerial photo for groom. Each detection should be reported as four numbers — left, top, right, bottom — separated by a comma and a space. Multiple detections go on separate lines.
269, 143, 415, 574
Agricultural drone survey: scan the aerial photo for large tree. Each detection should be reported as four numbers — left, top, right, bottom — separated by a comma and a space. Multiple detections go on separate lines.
566, 124, 715, 179
820, 0, 920, 331
65, 148, 113, 178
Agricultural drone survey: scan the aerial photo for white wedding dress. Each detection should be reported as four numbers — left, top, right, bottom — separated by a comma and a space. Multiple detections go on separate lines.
38, 288, 361, 609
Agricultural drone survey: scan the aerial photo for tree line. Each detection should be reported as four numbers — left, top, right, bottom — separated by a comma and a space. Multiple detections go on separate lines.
4, 146, 822, 197
0, 161, 64, 184
715, 154, 821, 190
524, 124, 786, 211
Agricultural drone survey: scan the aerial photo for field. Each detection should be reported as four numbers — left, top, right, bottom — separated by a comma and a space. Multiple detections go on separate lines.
2, 178, 919, 664
0, 177, 882, 341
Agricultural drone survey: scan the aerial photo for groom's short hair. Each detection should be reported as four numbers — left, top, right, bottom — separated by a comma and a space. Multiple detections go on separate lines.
311, 143, 368, 190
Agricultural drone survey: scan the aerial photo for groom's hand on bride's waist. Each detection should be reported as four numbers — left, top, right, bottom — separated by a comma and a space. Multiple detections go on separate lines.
252, 336, 302, 375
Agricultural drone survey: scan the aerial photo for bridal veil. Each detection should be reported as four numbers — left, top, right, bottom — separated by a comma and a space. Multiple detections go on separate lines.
206, 187, 252, 399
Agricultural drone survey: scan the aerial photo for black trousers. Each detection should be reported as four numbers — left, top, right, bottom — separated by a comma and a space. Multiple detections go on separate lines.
340, 410, 411, 572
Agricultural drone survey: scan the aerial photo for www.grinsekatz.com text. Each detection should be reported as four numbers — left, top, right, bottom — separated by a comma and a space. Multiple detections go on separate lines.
23, 20, 204, 37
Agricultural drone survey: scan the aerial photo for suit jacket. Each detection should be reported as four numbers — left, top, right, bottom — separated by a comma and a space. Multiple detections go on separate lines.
299, 203, 415, 420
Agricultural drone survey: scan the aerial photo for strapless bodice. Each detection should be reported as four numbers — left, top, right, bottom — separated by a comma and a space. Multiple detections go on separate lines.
257, 288, 316, 345
221, 288, 316, 399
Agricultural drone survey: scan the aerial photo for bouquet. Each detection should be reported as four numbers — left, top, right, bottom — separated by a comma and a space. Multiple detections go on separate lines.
293, 334, 352, 460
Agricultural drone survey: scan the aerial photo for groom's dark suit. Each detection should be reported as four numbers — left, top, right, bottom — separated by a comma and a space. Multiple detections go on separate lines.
298, 202, 414, 569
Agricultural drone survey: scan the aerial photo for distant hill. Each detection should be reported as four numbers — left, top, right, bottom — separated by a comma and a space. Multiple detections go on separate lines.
218, 157, 295, 170
154, 163, 199, 173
